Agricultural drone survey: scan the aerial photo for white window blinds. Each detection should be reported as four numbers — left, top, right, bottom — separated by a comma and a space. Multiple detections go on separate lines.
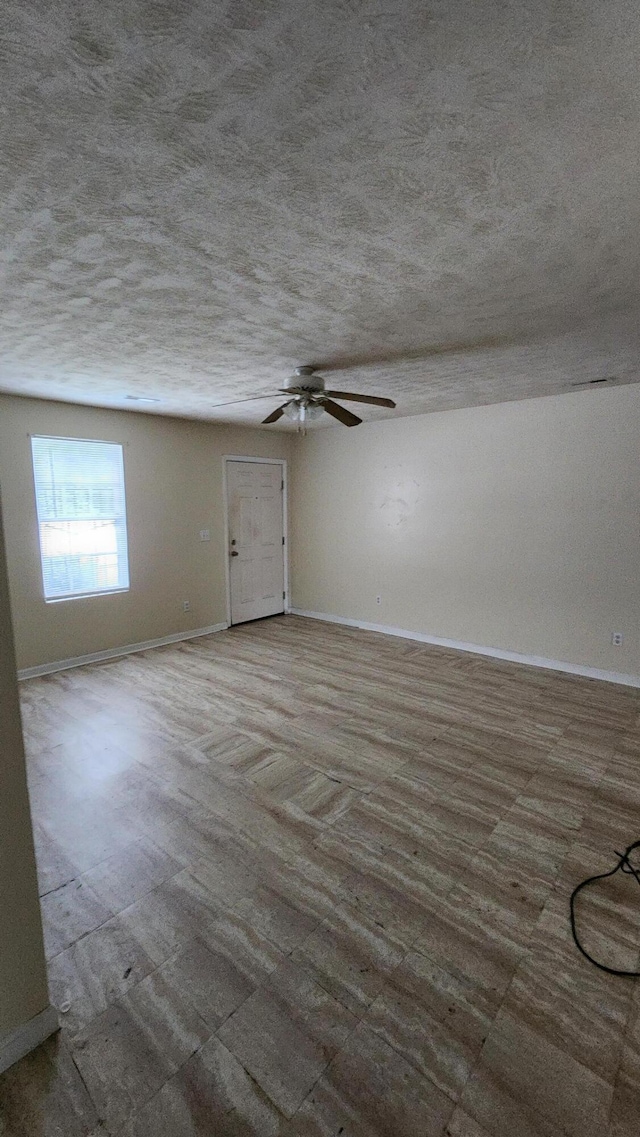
31, 436, 130, 601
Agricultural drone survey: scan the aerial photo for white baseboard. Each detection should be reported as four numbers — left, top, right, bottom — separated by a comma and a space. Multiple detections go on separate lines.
290, 609, 640, 689
18, 623, 229, 680
0, 1005, 59, 1075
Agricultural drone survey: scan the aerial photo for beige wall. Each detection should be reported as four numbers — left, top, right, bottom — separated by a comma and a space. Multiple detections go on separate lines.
291, 384, 640, 676
2, 385, 638, 677
0, 395, 292, 670
0, 496, 50, 1038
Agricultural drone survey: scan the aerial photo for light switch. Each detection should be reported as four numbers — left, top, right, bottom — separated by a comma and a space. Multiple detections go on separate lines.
200, 529, 210, 542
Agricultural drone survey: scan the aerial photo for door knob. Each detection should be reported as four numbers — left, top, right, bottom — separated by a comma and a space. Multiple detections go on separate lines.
230, 550, 239, 557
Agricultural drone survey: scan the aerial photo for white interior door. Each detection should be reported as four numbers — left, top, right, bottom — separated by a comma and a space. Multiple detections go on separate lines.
227, 460, 285, 625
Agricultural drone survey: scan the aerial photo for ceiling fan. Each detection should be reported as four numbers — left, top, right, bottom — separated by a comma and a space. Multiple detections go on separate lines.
208, 336, 517, 428
260, 366, 396, 430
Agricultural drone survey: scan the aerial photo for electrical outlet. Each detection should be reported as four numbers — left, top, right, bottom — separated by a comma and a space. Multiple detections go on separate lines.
376, 595, 382, 605
199, 529, 210, 542
611, 631, 623, 646
183, 600, 190, 612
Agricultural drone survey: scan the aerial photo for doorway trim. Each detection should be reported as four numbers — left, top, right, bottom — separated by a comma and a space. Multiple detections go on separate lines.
222, 455, 289, 627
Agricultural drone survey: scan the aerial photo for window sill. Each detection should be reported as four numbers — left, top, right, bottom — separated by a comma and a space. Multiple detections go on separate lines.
44, 589, 130, 604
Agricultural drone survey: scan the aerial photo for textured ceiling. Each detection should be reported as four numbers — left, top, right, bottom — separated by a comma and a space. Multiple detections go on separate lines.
2, 0, 640, 428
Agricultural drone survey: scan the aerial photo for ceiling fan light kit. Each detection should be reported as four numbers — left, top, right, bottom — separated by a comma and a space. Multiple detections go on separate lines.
261, 366, 396, 433
283, 399, 325, 426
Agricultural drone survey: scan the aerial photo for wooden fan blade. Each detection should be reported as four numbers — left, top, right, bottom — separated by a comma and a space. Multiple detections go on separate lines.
325, 390, 396, 408
211, 393, 281, 408
321, 399, 362, 427
262, 404, 287, 424
311, 334, 515, 374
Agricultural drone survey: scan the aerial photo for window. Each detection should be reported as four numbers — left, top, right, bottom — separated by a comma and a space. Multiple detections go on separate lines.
31, 436, 130, 601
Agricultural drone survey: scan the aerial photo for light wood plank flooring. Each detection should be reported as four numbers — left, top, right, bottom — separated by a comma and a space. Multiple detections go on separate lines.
2, 615, 640, 1136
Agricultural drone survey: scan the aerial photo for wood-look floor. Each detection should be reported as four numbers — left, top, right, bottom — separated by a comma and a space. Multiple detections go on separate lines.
2, 615, 640, 1136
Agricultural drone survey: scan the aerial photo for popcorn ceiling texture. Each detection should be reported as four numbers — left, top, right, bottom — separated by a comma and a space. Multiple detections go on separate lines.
2, 0, 640, 426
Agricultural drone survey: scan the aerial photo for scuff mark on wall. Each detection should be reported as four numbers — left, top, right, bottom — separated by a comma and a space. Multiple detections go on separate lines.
373, 464, 421, 529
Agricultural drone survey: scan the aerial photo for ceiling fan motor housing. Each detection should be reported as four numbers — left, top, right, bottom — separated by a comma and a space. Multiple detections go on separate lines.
283, 366, 325, 395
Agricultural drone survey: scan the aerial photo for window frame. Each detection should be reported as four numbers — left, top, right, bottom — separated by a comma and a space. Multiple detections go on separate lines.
30, 434, 131, 603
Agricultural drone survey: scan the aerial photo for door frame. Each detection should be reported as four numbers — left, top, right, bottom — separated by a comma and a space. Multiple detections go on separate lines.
222, 455, 289, 627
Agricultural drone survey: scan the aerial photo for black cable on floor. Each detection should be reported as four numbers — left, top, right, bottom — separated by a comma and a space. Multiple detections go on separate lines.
570, 838, 640, 977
